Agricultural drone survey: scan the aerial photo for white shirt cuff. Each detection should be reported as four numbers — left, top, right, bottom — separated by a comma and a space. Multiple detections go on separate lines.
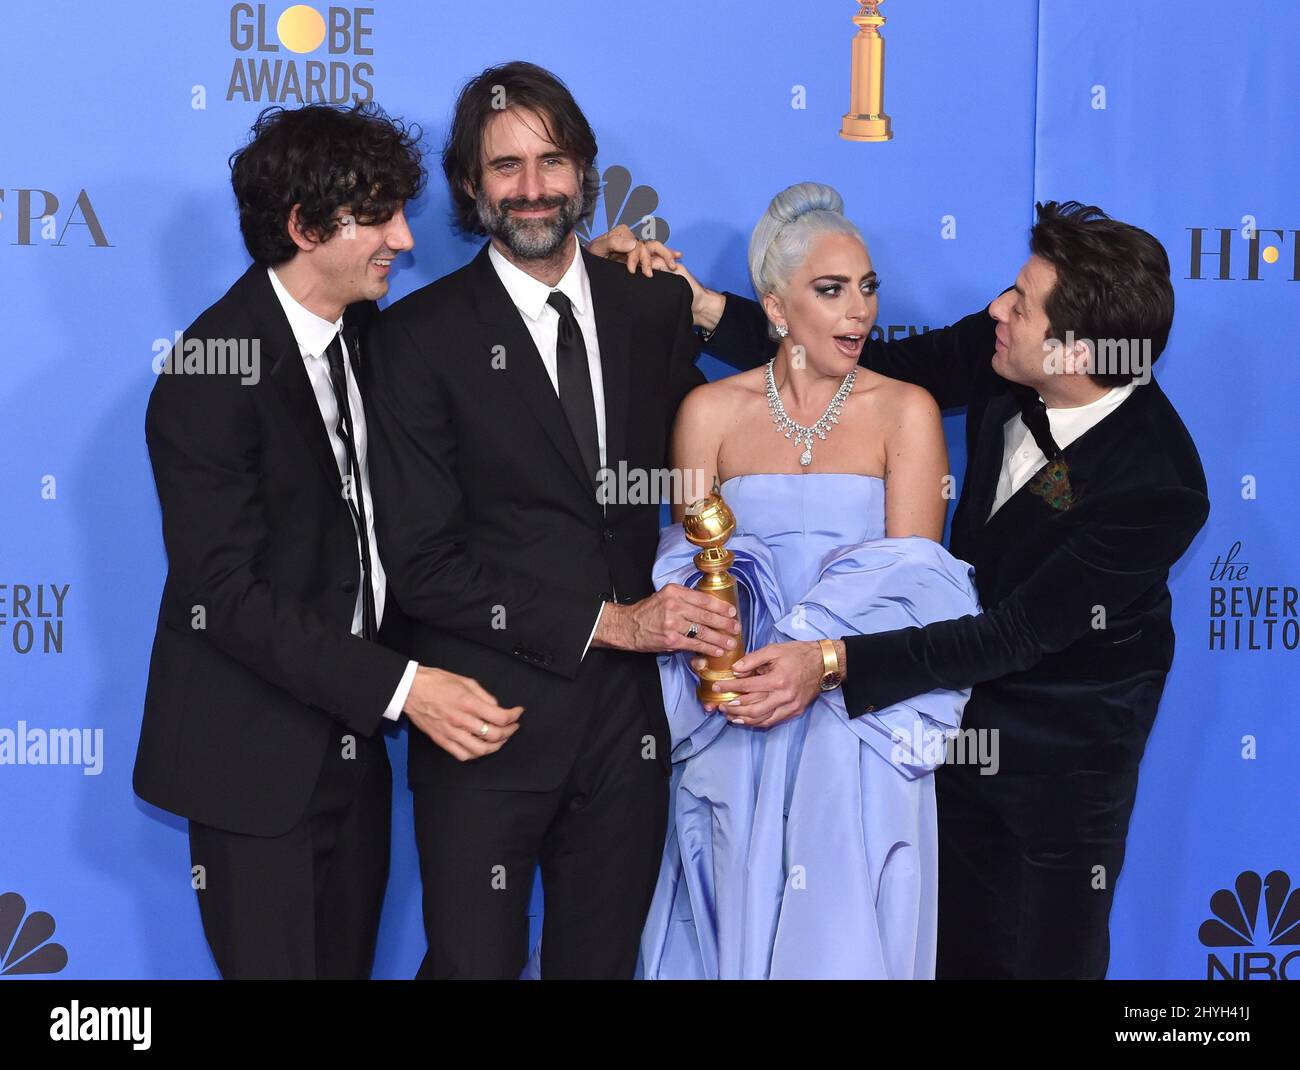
382, 660, 419, 721
582, 602, 605, 660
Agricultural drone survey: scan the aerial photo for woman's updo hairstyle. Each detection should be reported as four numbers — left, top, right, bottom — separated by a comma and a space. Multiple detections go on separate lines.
748, 182, 865, 341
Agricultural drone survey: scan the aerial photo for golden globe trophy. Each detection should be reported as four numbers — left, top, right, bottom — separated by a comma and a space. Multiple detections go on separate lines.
840, 0, 894, 142
683, 486, 746, 705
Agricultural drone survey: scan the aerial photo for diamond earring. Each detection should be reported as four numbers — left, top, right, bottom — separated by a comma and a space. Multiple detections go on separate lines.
775, 323, 789, 339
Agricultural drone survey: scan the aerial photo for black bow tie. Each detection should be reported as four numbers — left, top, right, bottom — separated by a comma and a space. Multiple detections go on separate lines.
1010, 387, 1083, 512
1014, 388, 1063, 461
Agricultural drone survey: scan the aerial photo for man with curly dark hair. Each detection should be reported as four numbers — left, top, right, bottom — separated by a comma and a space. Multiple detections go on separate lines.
134, 102, 521, 979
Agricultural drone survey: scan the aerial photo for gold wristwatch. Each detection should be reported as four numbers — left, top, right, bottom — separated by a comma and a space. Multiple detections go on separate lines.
817, 638, 843, 691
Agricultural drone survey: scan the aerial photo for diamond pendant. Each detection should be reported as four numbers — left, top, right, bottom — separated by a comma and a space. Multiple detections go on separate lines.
799, 447, 813, 466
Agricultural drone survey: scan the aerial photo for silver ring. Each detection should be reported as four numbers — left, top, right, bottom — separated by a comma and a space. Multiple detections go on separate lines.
685, 623, 699, 640
477, 721, 490, 738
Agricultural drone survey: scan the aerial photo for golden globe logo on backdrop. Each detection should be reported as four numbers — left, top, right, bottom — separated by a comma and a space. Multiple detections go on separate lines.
226, 3, 376, 104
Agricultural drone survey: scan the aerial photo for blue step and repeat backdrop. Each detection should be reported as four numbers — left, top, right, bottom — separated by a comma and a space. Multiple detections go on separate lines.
2, 1, 1297, 980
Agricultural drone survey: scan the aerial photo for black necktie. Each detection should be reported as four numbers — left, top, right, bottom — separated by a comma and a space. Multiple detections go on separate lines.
323, 330, 378, 641
547, 290, 600, 483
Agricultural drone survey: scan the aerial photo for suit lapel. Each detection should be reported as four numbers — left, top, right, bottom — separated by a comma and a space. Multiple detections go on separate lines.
241, 265, 344, 493
583, 249, 630, 491
978, 379, 1149, 530
342, 300, 377, 382
966, 389, 1019, 530
467, 243, 604, 511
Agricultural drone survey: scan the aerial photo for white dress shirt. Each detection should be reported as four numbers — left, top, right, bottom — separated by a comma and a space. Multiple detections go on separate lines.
487, 235, 608, 467
486, 237, 608, 653
267, 267, 417, 720
989, 380, 1138, 518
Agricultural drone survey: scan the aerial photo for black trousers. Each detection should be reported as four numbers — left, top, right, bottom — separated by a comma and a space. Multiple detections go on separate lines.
187, 728, 391, 979
934, 759, 1141, 979
411, 672, 669, 980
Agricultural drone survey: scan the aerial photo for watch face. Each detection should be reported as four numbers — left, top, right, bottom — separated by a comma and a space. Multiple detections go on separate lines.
819, 673, 842, 691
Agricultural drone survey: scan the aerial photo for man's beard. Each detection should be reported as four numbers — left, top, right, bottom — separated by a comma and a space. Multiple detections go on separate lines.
476, 187, 584, 260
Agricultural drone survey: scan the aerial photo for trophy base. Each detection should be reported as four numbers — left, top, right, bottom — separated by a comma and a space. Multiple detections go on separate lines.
696, 671, 741, 706
840, 113, 893, 142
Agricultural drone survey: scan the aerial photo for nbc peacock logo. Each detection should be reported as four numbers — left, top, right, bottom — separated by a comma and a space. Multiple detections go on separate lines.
576, 165, 670, 247
0, 892, 69, 976
1199, 869, 1300, 980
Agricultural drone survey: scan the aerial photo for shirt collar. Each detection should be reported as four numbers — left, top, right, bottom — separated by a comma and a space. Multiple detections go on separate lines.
266, 265, 342, 359
487, 234, 588, 322
1042, 380, 1139, 449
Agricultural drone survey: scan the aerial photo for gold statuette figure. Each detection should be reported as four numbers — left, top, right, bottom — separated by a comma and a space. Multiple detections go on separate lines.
683, 487, 746, 705
840, 0, 894, 142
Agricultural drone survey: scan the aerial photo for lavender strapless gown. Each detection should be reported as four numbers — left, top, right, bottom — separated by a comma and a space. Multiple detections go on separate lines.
638, 473, 981, 979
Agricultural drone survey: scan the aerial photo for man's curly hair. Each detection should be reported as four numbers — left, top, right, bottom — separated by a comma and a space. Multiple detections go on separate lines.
230, 102, 426, 266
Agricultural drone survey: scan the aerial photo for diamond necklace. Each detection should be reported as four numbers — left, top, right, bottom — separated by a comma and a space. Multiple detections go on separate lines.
765, 357, 858, 467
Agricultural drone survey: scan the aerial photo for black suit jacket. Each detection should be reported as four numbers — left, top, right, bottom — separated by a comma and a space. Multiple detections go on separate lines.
705, 292, 1209, 773
365, 243, 703, 791
134, 263, 410, 836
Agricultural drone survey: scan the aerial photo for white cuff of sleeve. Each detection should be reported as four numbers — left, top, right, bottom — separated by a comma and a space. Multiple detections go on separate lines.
382, 660, 419, 721
582, 602, 605, 660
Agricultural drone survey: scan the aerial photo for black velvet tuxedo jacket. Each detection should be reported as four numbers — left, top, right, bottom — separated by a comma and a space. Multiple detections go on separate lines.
365, 243, 702, 791
134, 264, 411, 837
705, 293, 1209, 773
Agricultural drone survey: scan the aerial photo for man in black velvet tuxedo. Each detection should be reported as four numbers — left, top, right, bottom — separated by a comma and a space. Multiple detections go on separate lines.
134, 103, 520, 978
365, 62, 738, 979
650, 202, 1208, 979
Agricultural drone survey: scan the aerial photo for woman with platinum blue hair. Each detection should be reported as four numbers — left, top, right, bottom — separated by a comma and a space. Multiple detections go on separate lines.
639, 182, 981, 979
